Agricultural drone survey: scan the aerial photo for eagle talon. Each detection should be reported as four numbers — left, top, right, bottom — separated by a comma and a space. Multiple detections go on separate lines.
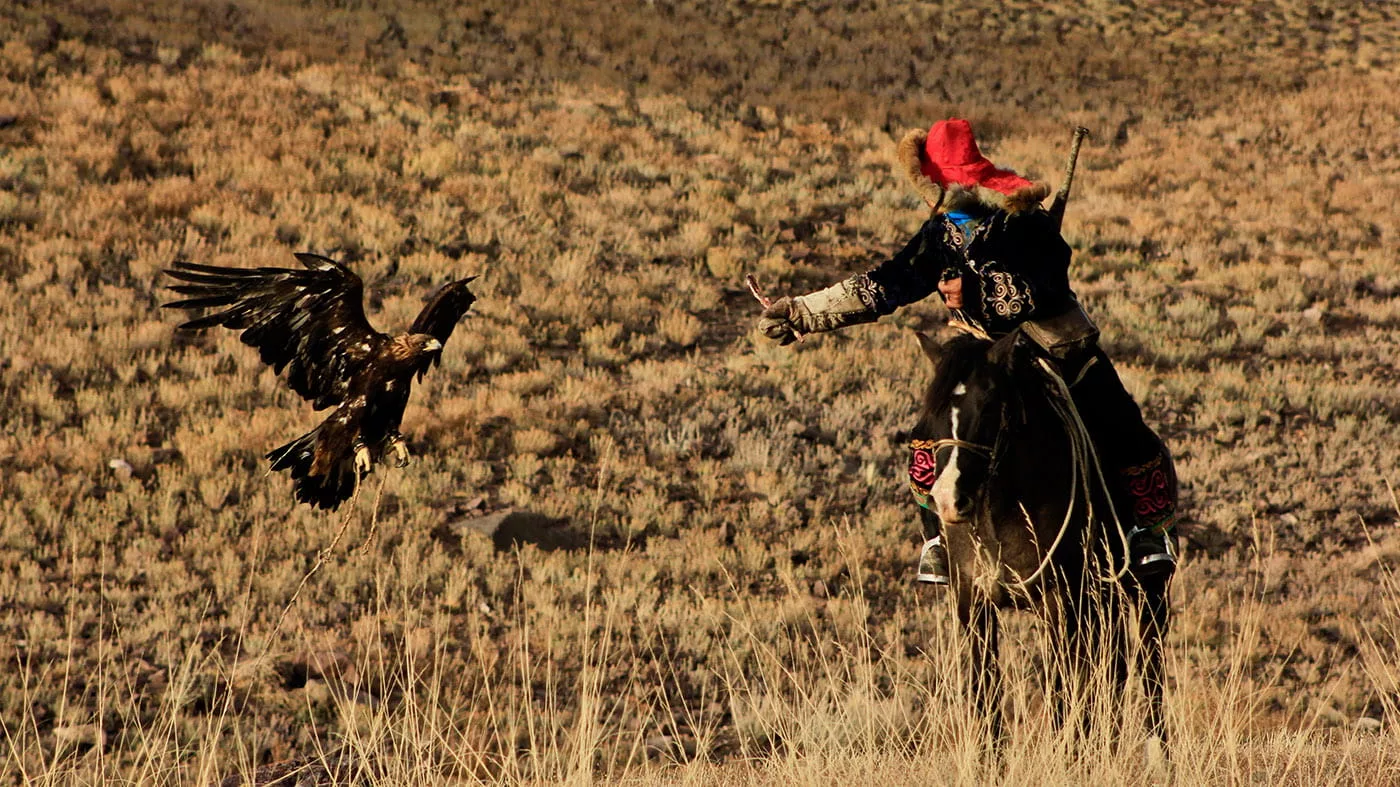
354, 444, 373, 476
389, 438, 410, 468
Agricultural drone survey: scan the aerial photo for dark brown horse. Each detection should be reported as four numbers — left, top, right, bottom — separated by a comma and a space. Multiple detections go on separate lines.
911, 326, 1172, 756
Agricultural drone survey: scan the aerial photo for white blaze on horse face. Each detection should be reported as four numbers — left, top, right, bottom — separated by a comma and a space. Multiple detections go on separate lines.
931, 383, 967, 522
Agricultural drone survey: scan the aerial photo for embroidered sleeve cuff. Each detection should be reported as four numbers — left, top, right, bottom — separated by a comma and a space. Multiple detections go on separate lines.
792, 275, 881, 333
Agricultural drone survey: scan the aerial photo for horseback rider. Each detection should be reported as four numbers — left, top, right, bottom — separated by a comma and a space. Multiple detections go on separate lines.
757, 118, 1178, 582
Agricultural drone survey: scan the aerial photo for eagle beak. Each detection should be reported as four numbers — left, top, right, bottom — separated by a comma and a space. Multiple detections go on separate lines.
426, 338, 444, 352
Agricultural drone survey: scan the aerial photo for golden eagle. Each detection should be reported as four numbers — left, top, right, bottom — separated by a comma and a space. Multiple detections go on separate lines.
164, 253, 477, 510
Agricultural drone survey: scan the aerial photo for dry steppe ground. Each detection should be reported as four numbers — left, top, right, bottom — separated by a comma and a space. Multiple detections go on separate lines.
2, 0, 1399, 784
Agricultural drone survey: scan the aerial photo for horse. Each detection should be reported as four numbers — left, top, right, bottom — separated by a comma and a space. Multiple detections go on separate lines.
909, 326, 1173, 758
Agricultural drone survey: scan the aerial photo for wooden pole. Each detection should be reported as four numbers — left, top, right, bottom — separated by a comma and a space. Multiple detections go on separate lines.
1047, 126, 1090, 231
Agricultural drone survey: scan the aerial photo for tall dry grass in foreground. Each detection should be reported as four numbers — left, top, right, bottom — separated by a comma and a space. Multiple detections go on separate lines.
6, 521, 1400, 785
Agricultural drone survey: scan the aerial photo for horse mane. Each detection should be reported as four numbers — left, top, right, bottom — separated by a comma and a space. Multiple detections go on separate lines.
919, 330, 1026, 427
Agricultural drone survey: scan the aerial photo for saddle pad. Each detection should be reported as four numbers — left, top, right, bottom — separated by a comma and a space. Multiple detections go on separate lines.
1122, 453, 1178, 534
908, 439, 940, 510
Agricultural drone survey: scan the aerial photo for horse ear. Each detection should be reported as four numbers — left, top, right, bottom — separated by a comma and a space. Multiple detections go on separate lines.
913, 330, 942, 365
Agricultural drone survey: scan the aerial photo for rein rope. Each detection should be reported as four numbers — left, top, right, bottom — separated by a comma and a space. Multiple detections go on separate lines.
965, 356, 1128, 593
947, 313, 993, 342
1021, 357, 1131, 586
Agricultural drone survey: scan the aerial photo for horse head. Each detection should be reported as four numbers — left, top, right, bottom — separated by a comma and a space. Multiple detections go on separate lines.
911, 327, 1037, 528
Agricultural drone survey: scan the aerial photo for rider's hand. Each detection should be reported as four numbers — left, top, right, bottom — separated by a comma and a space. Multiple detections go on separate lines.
938, 277, 964, 309
758, 297, 800, 346
755, 277, 879, 343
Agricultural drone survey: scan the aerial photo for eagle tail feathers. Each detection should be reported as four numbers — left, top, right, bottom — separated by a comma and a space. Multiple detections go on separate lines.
266, 427, 359, 511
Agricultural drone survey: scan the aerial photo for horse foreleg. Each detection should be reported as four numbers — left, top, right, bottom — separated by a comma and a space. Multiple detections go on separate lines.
1098, 588, 1132, 746
961, 599, 1004, 755
1138, 575, 1172, 759
1053, 585, 1122, 746
1050, 601, 1077, 735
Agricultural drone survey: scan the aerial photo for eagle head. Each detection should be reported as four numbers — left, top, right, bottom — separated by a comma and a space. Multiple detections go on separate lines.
390, 333, 444, 363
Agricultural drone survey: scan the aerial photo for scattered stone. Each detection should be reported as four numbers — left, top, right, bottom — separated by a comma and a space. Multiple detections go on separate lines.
108, 458, 134, 480
131, 657, 168, 694
448, 508, 584, 551
303, 679, 332, 707
53, 723, 105, 748
1355, 716, 1382, 734
1211, 427, 1240, 446
450, 508, 516, 539
292, 648, 357, 685
645, 733, 698, 761
229, 655, 277, 688
215, 745, 360, 787
1314, 702, 1348, 727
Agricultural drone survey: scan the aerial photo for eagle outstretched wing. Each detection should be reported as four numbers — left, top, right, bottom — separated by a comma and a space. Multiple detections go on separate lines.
408, 277, 477, 379
163, 253, 384, 409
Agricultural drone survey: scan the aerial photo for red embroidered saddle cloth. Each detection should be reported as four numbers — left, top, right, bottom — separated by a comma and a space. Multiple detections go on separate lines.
908, 439, 939, 510
1121, 453, 1178, 533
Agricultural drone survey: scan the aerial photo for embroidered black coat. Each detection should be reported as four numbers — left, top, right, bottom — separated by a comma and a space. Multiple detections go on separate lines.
858, 209, 1076, 336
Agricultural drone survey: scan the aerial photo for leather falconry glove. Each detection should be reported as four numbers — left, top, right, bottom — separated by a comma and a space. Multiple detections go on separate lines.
758, 275, 880, 345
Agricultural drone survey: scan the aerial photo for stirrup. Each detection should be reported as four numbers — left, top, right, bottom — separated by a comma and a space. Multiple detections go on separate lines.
916, 536, 950, 585
1127, 526, 1177, 578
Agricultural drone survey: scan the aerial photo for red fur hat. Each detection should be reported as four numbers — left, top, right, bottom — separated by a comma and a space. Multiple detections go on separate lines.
921, 119, 1035, 194
896, 119, 1049, 213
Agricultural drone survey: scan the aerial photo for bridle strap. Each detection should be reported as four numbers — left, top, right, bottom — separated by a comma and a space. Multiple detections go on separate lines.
910, 437, 992, 457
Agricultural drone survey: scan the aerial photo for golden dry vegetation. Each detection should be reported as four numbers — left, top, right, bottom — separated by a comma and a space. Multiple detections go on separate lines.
1, 0, 1399, 783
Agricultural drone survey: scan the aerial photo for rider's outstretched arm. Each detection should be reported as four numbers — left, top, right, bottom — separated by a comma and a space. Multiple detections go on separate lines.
757, 222, 952, 345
